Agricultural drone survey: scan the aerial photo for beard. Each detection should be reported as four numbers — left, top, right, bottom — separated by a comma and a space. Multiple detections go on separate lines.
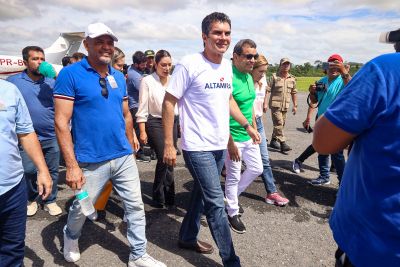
99, 56, 111, 65
30, 68, 42, 77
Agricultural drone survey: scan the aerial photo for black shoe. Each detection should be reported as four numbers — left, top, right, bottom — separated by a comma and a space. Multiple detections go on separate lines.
330, 165, 336, 173
228, 215, 246, 234
150, 150, 157, 160
136, 153, 151, 162
308, 177, 331, 186
280, 142, 292, 152
176, 148, 182, 156
151, 202, 166, 209
238, 203, 244, 216
269, 139, 280, 149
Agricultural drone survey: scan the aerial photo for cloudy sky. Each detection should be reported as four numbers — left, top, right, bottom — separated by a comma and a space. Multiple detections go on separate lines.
1, 0, 399, 65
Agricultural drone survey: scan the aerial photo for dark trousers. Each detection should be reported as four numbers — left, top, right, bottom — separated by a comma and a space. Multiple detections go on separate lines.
129, 107, 140, 138
19, 138, 60, 204
146, 116, 177, 205
298, 144, 316, 162
0, 178, 27, 267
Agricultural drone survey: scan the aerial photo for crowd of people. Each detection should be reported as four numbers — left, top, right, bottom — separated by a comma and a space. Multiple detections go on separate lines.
1, 11, 400, 267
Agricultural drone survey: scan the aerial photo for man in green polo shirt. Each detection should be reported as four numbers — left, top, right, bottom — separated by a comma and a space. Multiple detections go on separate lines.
225, 39, 263, 234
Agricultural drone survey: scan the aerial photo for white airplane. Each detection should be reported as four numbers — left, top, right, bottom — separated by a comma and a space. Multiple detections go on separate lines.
0, 32, 85, 79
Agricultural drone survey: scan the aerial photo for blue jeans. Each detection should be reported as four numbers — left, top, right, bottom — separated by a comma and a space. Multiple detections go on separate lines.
180, 150, 241, 267
256, 116, 277, 194
318, 151, 345, 183
0, 177, 27, 267
19, 138, 60, 204
65, 154, 147, 260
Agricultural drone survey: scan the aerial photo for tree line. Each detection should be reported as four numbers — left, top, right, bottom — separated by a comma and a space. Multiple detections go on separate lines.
266, 61, 363, 77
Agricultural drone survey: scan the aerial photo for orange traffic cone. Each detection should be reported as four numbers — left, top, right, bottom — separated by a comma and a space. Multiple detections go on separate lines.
94, 181, 113, 210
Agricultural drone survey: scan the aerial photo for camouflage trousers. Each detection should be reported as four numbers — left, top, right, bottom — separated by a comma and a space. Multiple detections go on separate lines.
271, 107, 287, 142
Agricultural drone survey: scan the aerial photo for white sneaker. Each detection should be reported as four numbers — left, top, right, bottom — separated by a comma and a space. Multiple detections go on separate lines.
63, 225, 80, 262
128, 253, 166, 267
88, 210, 98, 221
27, 201, 38, 216
44, 202, 62, 216
292, 159, 302, 174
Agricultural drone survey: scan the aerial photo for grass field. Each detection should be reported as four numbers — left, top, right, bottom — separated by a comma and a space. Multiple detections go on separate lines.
296, 76, 321, 92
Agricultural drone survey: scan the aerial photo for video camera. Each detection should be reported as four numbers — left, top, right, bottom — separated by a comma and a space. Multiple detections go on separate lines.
379, 29, 400, 44
315, 81, 327, 92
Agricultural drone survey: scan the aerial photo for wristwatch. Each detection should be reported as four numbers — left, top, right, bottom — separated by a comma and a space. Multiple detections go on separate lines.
242, 122, 250, 130
341, 73, 350, 79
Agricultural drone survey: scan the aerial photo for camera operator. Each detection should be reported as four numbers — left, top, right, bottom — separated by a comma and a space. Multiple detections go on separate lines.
307, 54, 351, 186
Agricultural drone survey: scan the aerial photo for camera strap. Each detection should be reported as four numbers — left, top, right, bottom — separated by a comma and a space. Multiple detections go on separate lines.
307, 90, 327, 108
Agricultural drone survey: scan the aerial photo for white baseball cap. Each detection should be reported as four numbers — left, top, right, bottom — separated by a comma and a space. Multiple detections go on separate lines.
86, 22, 118, 42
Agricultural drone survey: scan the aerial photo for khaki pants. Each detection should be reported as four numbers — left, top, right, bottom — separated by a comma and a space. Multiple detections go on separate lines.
271, 107, 287, 142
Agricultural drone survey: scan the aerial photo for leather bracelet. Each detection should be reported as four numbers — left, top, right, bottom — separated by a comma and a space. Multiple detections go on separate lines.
242, 123, 250, 130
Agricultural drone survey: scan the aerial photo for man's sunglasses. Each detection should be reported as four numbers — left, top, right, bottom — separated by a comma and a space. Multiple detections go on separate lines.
99, 78, 108, 98
241, 53, 259, 60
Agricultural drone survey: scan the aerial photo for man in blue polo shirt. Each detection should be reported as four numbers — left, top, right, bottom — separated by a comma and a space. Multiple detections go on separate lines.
7, 46, 62, 217
0, 79, 52, 267
54, 22, 165, 267
313, 52, 400, 266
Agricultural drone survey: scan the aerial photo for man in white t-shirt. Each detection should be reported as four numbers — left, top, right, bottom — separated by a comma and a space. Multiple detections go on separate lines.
162, 12, 260, 267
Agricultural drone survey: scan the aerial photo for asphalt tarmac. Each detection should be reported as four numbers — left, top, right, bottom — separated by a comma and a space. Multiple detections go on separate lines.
24, 93, 340, 267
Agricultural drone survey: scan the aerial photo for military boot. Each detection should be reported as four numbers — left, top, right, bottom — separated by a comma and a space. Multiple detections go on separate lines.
269, 139, 280, 149
280, 142, 292, 152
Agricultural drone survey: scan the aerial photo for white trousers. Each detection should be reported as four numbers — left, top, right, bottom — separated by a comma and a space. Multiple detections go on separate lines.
225, 139, 263, 217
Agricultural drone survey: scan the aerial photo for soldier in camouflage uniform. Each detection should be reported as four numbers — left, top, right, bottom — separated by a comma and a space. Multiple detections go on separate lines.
266, 58, 297, 153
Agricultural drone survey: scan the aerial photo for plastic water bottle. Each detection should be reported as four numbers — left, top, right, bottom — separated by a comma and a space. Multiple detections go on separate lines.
75, 189, 97, 220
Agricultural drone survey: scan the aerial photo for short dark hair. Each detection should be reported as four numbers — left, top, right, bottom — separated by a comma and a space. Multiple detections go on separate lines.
62, 56, 71, 67
72, 52, 85, 60
201, 12, 231, 35
22, 46, 44, 61
132, 51, 147, 64
155, 50, 171, 64
233, 39, 257, 55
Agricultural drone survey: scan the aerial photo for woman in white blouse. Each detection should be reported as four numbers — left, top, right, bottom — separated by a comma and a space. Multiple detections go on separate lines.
136, 50, 177, 208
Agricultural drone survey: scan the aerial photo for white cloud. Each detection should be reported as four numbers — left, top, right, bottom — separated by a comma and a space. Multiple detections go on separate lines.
0, 0, 39, 20
40, 0, 190, 12
0, 0, 399, 65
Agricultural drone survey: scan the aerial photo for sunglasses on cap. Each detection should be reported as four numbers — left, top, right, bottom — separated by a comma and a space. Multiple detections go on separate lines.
99, 77, 108, 98
241, 53, 259, 60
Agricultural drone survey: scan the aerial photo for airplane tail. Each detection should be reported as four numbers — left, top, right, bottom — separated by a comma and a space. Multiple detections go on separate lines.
44, 32, 85, 65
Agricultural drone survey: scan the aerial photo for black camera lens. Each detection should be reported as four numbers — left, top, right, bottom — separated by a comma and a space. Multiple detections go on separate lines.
315, 82, 327, 92
388, 29, 400, 43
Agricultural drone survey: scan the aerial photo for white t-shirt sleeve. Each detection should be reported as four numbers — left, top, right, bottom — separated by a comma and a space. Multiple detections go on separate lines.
167, 63, 191, 100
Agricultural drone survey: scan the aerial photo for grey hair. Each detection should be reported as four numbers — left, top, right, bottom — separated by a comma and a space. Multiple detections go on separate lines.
233, 39, 257, 55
